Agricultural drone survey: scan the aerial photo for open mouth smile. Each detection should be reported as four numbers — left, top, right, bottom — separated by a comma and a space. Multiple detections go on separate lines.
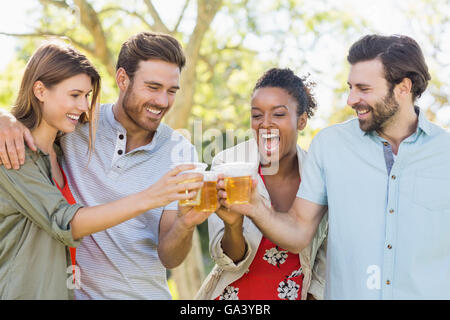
353, 106, 372, 119
66, 113, 81, 122
356, 108, 370, 115
146, 107, 162, 115
260, 132, 280, 153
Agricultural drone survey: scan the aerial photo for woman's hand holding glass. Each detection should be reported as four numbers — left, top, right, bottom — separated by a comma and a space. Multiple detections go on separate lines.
216, 172, 262, 221
145, 164, 204, 209
176, 163, 219, 230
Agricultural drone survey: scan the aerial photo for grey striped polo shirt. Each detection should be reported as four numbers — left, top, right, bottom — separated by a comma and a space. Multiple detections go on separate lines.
60, 103, 197, 299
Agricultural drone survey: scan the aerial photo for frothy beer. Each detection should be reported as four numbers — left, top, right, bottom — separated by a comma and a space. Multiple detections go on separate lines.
214, 162, 256, 205
194, 172, 219, 212
177, 162, 207, 207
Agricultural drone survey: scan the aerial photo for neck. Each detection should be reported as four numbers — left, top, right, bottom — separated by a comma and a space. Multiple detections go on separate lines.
377, 104, 418, 153
112, 100, 156, 151
262, 147, 299, 179
31, 123, 58, 155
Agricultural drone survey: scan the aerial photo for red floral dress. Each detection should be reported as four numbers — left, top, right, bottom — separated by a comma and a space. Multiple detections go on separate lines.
215, 167, 303, 300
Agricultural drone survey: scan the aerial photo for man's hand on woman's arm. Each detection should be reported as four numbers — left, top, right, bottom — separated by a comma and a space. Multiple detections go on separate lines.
0, 109, 36, 169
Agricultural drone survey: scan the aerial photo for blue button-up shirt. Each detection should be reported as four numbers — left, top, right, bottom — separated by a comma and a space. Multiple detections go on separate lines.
298, 108, 450, 299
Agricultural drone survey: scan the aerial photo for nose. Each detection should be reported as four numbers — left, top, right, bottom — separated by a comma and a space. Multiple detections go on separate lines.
79, 97, 90, 112
154, 91, 169, 108
261, 113, 273, 128
347, 89, 360, 107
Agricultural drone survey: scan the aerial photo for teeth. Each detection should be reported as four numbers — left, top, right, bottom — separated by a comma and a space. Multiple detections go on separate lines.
357, 109, 370, 115
261, 133, 279, 139
263, 139, 279, 152
146, 107, 162, 115
261, 132, 280, 152
67, 114, 80, 120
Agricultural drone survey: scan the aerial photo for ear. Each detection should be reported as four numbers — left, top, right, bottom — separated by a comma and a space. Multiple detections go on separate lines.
394, 77, 413, 99
116, 67, 131, 92
32, 81, 46, 102
297, 111, 308, 131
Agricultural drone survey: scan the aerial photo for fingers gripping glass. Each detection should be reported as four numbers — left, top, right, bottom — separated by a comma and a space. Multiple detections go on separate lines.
213, 162, 256, 205
176, 162, 207, 207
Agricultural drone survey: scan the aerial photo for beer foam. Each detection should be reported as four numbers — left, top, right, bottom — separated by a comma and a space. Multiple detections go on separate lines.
213, 162, 257, 177
173, 162, 207, 175
203, 171, 218, 181
172, 162, 207, 170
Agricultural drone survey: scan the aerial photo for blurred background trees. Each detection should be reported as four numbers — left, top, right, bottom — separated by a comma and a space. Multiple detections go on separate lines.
1, 0, 449, 299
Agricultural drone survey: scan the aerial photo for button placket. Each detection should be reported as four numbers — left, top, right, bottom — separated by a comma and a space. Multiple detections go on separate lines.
112, 132, 127, 167
382, 140, 399, 300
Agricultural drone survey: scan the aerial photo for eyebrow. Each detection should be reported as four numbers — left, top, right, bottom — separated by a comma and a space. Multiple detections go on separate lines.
251, 105, 288, 110
70, 89, 92, 93
347, 82, 371, 88
272, 105, 288, 110
144, 81, 180, 90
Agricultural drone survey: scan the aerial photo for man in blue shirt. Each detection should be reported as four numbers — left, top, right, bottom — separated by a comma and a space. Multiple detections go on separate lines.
219, 34, 450, 299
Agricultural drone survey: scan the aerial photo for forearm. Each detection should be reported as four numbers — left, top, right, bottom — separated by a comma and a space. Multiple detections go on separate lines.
71, 165, 205, 241
158, 219, 195, 269
248, 204, 314, 254
70, 191, 153, 240
221, 221, 247, 263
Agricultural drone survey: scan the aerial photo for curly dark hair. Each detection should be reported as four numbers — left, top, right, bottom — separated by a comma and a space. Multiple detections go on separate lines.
253, 68, 317, 119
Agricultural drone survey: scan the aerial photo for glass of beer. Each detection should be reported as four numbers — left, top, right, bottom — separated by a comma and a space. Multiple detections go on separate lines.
194, 171, 219, 212
177, 162, 207, 207
213, 162, 256, 205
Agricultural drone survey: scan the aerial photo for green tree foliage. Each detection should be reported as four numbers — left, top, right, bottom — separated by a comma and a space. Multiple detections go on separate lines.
0, 58, 26, 110
1, 0, 449, 298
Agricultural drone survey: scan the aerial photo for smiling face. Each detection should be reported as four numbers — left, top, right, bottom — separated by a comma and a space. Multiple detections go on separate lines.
35, 73, 93, 134
119, 59, 180, 133
251, 86, 306, 165
347, 59, 400, 132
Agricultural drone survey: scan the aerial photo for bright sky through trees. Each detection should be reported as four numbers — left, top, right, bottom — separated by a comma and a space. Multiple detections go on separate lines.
0, 0, 449, 126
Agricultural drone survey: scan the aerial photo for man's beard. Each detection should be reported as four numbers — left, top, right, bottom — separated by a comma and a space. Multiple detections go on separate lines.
356, 90, 400, 132
122, 84, 166, 132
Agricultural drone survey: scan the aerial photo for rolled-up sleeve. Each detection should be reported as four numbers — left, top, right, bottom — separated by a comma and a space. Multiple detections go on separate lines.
208, 213, 254, 271
307, 210, 328, 299
308, 236, 327, 299
0, 153, 82, 247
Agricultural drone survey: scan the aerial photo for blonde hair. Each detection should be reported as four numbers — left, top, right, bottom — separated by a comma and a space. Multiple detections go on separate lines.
12, 40, 101, 152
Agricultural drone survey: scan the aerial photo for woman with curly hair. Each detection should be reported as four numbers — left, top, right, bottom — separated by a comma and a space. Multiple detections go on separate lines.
197, 68, 328, 300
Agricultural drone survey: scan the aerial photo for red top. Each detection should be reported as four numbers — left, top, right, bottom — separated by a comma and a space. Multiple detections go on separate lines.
215, 166, 303, 300
53, 167, 77, 269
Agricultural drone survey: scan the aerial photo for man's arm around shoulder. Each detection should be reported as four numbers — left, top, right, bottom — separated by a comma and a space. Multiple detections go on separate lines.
0, 109, 36, 169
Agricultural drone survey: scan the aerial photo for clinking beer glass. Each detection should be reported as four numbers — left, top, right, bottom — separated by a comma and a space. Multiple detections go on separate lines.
194, 171, 219, 212
178, 162, 207, 207
214, 162, 256, 205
